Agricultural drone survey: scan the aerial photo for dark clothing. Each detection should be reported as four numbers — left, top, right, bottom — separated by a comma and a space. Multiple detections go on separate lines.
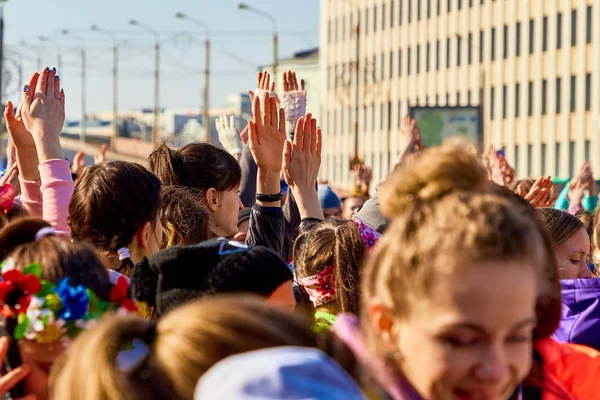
246, 203, 284, 256
239, 145, 258, 207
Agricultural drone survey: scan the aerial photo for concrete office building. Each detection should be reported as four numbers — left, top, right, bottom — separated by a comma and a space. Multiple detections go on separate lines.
321, 0, 600, 189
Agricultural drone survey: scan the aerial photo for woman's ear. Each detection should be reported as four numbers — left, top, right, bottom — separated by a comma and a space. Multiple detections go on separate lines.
368, 299, 397, 348
205, 188, 219, 212
136, 221, 152, 250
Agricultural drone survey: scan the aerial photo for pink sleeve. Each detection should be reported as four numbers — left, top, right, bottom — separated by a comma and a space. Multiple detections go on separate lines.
18, 178, 43, 218
39, 159, 75, 237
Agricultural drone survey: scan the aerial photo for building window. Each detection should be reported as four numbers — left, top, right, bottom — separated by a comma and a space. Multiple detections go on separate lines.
334, 65, 338, 89
408, 0, 412, 22
515, 83, 520, 117
390, 0, 394, 27
542, 16, 548, 51
468, 33, 473, 64
381, 52, 385, 80
570, 75, 576, 112
399, 0, 403, 25
586, 73, 591, 111
529, 19, 535, 54
426, 42, 431, 72
436, 40, 440, 70
416, 45, 421, 73
458, 0, 462, 9
363, 105, 367, 131
556, 78, 562, 113
457, 37, 461, 66
437, 0, 441, 15
397, 101, 402, 127
502, 85, 507, 119
333, 110, 337, 134
380, 103, 384, 130
371, 104, 375, 131
554, 143, 560, 177
528, 81, 534, 116
446, 93, 450, 105
398, 49, 402, 76
585, 140, 591, 161
571, 9, 577, 46
341, 109, 344, 133
516, 22, 521, 56
389, 51, 394, 78
374, 5, 377, 33
541, 143, 547, 175
427, 0, 431, 18
365, 8, 369, 35
467, 90, 472, 105
479, 30, 484, 62
328, 20, 331, 44
490, 87, 495, 120
448, 0, 451, 13
382, 4, 386, 31
446, 37, 451, 68
503, 25, 508, 59
373, 55, 377, 82
491, 28, 496, 61
417, 0, 421, 20
407, 47, 411, 75
587, 6, 593, 44
334, 18, 338, 43
542, 79, 547, 115
527, 144, 533, 177
387, 101, 392, 130
557, 13, 562, 49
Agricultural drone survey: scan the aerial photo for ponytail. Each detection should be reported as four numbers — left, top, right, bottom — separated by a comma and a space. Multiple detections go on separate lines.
333, 222, 366, 315
148, 143, 184, 186
50, 314, 172, 400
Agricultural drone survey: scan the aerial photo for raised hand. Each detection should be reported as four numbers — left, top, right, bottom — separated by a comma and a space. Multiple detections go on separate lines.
498, 154, 515, 184
94, 144, 107, 164
517, 176, 558, 208
484, 145, 506, 187
71, 151, 86, 182
20, 67, 65, 162
398, 116, 417, 158
248, 92, 286, 173
248, 71, 280, 105
216, 113, 243, 156
283, 113, 323, 219
0, 337, 35, 400
281, 70, 307, 138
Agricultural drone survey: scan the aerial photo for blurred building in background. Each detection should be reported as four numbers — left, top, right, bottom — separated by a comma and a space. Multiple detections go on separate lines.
321, 0, 600, 189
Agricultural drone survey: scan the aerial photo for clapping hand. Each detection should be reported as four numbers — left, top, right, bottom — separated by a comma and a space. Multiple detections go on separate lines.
517, 176, 558, 208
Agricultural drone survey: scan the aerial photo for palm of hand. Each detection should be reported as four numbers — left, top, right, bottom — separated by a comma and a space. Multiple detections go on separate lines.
23, 97, 64, 138
5, 102, 36, 150
250, 124, 285, 171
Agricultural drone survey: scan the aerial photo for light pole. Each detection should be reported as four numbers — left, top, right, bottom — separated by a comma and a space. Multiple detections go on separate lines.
19, 41, 42, 71
175, 12, 211, 143
61, 30, 86, 143
130, 19, 160, 146
38, 36, 62, 72
91, 25, 122, 150
237, 3, 278, 80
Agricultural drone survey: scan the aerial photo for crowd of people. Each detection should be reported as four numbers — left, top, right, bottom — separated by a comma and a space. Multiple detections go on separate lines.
0, 64, 598, 399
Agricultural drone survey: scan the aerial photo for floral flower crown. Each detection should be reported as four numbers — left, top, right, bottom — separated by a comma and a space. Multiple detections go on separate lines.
0, 259, 138, 345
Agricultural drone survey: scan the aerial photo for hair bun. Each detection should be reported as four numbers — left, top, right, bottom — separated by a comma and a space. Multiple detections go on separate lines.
379, 141, 489, 218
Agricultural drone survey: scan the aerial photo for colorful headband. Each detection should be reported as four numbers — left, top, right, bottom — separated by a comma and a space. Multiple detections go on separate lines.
0, 184, 15, 215
297, 264, 337, 307
0, 259, 138, 345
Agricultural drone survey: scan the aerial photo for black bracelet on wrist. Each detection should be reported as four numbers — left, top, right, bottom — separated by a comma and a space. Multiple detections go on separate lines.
256, 193, 283, 202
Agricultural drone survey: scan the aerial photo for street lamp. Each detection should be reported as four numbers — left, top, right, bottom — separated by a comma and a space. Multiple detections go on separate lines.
237, 2, 278, 80
175, 12, 211, 143
130, 19, 160, 146
91, 25, 122, 150
39, 35, 62, 72
61, 30, 86, 143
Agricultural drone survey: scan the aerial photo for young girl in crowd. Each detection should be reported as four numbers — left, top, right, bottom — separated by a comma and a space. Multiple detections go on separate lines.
160, 185, 211, 248
333, 142, 600, 399
538, 208, 600, 352
294, 220, 366, 331
68, 161, 163, 277
51, 296, 360, 400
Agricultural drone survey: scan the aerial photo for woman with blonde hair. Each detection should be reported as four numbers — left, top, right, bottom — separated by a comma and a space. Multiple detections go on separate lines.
333, 141, 600, 399
50, 296, 359, 400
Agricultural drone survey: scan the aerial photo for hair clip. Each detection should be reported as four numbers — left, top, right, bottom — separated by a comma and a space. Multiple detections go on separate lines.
117, 247, 131, 261
35, 227, 58, 241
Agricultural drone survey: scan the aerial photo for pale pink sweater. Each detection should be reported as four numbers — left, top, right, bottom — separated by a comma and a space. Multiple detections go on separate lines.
19, 159, 74, 237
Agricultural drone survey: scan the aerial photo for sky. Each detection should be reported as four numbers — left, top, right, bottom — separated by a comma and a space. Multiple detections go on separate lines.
2, 0, 320, 120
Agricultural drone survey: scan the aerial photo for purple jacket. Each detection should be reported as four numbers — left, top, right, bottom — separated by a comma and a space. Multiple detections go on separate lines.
553, 278, 600, 351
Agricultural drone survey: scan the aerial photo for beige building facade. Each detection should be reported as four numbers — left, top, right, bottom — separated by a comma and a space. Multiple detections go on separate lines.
321, 0, 600, 189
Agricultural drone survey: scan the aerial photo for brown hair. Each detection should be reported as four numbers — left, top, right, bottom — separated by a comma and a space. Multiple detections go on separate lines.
0, 218, 112, 299
148, 143, 241, 196
68, 162, 162, 276
537, 208, 586, 248
293, 220, 366, 314
51, 296, 354, 400
160, 186, 212, 248
365, 142, 560, 354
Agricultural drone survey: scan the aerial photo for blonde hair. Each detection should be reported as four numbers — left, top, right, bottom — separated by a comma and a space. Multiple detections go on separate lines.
293, 220, 366, 314
51, 296, 353, 400
363, 142, 560, 356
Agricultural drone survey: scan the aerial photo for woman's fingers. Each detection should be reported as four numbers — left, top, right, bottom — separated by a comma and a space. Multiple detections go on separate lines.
282, 71, 288, 92
294, 117, 305, 147
54, 72, 61, 100
303, 113, 312, 152
46, 68, 56, 98
310, 118, 317, 154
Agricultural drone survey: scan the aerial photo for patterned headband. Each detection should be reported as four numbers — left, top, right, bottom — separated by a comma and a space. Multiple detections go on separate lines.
297, 264, 337, 307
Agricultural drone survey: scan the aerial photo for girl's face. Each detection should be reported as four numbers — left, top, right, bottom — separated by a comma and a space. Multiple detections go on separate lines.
212, 188, 244, 238
373, 259, 537, 400
554, 227, 593, 279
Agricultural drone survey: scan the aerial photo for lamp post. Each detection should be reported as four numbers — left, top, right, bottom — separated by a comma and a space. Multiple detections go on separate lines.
61, 30, 86, 143
237, 2, 278, 79
91, 25, 122, 150
130, 19, 160, 146
175, 12, 211, 143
